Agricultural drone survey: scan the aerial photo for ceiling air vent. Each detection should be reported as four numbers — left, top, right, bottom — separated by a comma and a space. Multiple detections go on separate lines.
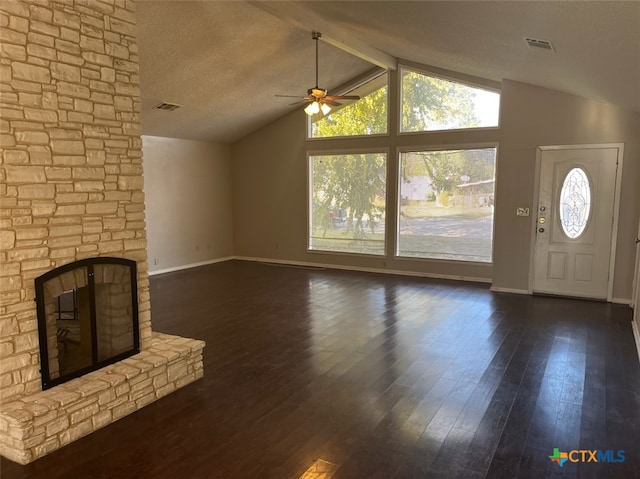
154, 102, 182, 111
524, 37, 555, 52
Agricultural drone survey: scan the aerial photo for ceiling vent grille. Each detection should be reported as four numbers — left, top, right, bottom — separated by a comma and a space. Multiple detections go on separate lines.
524, 37, 555, 52
154, 102, 182, 111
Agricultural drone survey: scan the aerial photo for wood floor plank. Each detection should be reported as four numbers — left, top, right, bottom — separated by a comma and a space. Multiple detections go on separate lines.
1, 260, 638, 479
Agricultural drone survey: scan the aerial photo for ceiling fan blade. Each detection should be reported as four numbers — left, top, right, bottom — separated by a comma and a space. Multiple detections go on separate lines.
275, 94, 305, 99
289, 101, 306, 106
324, 99, 342, 107
327, 95, 361, 101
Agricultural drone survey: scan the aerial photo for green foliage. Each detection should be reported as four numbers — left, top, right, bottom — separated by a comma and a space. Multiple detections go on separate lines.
437, 191, 450, 207
311, 153, 386, 239
312, 70, 481, 138
312, 87, 388, 137
401, 71, 479, 132
310, 70, 489, 241
403, 149, 495, 195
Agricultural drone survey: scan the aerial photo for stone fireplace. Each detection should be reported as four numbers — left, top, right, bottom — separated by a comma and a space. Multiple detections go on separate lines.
0, 0, 204, 464
35, 257, 140, 389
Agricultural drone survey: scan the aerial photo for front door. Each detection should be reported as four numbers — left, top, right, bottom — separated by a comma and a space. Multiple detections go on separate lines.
533, 146, 620, 300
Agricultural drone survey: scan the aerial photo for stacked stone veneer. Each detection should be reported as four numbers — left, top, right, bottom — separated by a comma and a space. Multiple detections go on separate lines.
0, 0, 205, 464
93, 263, 135, 358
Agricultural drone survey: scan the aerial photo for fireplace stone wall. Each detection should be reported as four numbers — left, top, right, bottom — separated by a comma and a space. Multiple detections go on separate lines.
0, 0, 151, 401
0, 0, 204, 464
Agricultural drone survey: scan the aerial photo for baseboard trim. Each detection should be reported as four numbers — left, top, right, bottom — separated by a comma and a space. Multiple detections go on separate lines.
489, 286, 530, 295
234, 256, 492, 284
148, 257, 234, 276
611, 297, 632, 305
487, 287, 632, 303
632, 318, 640, 363
148, 258, 634, 307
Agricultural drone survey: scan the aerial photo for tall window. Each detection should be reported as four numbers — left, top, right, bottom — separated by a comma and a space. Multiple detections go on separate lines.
307, 65, 500, 264
309, 72, 388, 138
398, 148, 497, 262
400, 68, 500, 133
309, 152, 387, 255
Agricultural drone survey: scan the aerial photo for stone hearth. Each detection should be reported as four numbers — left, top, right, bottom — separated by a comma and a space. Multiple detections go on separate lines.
0, 333, 204, 464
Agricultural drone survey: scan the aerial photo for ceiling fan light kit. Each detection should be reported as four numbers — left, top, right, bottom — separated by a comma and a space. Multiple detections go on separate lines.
277, 31, 361, 117
304, 101, 321, 115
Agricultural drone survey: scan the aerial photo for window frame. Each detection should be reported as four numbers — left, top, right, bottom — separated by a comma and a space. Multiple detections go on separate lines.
397, 64, 501, 137
304, 62, 502, 269
394, 142, 499, 265
307, 148, 390, 258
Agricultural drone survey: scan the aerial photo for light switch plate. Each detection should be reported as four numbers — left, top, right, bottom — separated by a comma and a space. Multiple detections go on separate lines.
516, 207, 530, 217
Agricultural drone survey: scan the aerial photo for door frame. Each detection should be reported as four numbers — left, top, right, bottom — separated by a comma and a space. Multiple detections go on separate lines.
634, 223, 640, 311
528, 143, 624, 302
632, 214, 640, 360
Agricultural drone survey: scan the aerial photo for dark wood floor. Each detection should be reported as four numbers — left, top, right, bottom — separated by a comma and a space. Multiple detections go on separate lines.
2, 260, 639, 478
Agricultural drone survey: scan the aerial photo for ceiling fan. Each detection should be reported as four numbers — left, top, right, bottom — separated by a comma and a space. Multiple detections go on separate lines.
276, 32, 360, 116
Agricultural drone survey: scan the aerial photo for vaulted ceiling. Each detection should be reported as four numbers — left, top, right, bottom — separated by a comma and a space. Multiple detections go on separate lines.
136, 1, 640, 144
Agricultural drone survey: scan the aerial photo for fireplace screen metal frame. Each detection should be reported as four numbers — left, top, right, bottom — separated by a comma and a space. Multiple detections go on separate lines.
35, 257, 140, 389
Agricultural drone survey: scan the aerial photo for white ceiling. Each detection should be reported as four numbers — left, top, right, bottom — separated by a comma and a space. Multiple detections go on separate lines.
136, 0, 640, 144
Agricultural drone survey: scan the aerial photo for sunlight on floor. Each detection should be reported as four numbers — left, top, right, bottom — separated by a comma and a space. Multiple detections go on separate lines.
298, 458, 339, 479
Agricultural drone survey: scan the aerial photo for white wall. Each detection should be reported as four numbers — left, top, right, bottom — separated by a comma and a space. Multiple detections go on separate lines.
143, 136, 233, 273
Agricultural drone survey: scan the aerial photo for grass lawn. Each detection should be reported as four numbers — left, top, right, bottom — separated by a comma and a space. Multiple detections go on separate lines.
310, 230, 492, 262
398, 234, 492, 262
310, 231, 385, 256
310, 200, 493, 260
401, 202, 492, 219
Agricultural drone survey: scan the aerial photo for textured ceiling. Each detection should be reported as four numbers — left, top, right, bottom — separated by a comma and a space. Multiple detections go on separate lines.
136, 0, 640, 144
136, 1, 373, 143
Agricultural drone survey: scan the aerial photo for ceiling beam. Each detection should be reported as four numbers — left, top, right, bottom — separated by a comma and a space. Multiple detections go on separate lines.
249, 1, 397, 71
320, 33, 397, 71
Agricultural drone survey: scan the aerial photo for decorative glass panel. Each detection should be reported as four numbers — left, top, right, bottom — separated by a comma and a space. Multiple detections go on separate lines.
559, 167, 591, 239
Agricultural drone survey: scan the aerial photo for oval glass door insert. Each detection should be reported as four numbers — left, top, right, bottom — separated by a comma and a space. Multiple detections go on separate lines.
559, 167, 591, 239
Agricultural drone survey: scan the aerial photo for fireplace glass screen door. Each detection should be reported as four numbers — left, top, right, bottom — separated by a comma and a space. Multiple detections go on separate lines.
35, 257, 140, 389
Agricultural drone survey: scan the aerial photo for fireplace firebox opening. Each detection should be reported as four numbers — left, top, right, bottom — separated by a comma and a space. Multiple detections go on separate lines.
35, 257, 140, 389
